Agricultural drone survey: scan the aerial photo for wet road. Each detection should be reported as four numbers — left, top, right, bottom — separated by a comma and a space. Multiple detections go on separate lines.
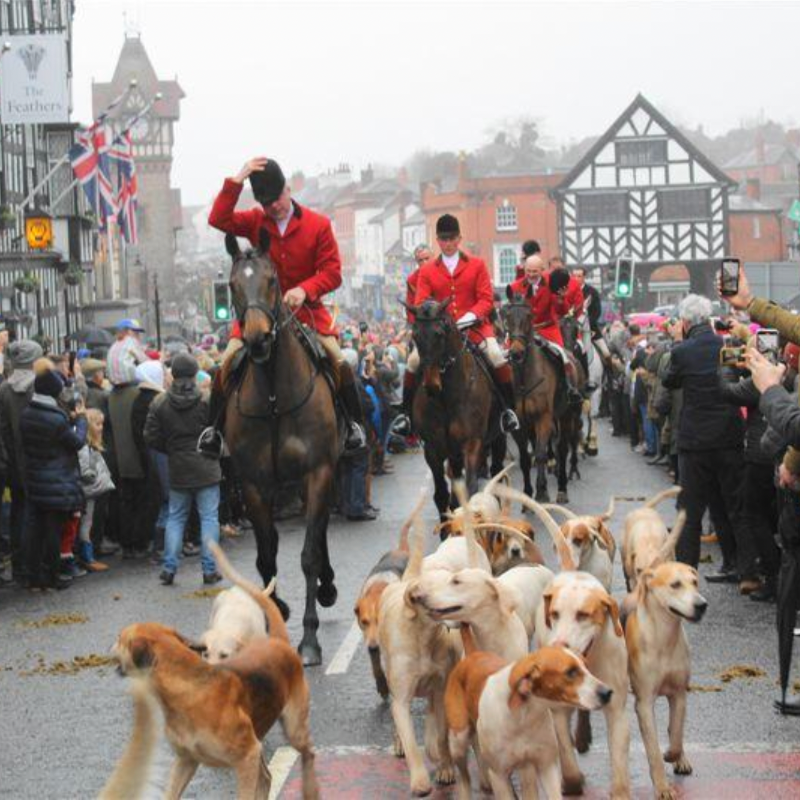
1, 419, 798, 798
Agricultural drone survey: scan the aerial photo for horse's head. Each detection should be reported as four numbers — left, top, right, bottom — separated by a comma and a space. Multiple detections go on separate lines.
226, 230, 280, 363
405, 297, 456, 394
560, 312, 580, 352
503, 285, 533, 364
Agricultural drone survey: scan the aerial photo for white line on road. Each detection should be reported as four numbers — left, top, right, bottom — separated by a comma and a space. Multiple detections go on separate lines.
268, 746, 299, 799
325, 620, 362, 675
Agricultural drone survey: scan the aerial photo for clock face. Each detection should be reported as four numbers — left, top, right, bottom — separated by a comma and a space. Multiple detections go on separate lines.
130, 115, 151, 142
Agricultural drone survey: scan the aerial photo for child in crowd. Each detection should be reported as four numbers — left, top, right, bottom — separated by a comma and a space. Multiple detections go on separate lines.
77, 409, 115, 572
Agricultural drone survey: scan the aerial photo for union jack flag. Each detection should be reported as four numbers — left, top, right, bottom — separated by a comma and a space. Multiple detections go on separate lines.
69, 124, 117, 229
109, 130, 138, 245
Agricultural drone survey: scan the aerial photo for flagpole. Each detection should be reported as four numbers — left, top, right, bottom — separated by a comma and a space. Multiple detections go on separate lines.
53, 91, 162, 211
18, 79, 139, 211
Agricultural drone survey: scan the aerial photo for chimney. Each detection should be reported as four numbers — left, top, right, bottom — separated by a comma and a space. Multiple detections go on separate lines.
360, 164, 374, 185
756, 131, 766, 166
745, 177, 761, 201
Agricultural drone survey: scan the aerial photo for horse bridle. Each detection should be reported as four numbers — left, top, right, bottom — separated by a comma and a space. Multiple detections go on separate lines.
415, 317, 461, 374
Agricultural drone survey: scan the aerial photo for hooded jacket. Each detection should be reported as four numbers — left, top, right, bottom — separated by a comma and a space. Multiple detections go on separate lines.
144, 378, 220, 490
0, 369, 36, 482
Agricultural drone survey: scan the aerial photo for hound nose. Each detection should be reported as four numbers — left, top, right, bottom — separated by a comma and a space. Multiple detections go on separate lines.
368, 645, 380, 655
597, 686, 613, 706
693, 599, 708, 620
510, 546, 522, 558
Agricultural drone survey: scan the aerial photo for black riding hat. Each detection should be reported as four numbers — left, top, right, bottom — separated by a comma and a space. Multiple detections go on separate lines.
436, 214, 460, 237
250, 159, 286, 205
549, 267, 571, 293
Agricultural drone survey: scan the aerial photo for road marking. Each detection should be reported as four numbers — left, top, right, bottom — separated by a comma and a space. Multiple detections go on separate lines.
268, 746, 299, 800
325, 620, 362, 675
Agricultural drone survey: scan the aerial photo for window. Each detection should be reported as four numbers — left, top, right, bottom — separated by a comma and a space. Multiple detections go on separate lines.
496, 202, 518, 232
657, 188, 711, 222
616, 139, 668, 167
496, 246, 518, 285
753, 217, 761, 240
576, 192, 628, 225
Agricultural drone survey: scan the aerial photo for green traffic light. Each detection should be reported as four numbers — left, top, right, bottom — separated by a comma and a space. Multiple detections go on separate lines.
618, 282, 630, 296
216, 307, 229, 321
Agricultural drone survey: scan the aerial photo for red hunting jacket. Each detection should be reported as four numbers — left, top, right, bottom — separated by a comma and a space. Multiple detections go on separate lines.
208, 178, 341, 336
405, 268, 419, 324
553, 276, 585, 318
509, 274, 564, 346
414, 253, 495, 343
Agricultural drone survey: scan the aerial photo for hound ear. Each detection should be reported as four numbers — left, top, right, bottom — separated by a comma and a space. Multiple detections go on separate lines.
602, 595, 624, 638
589, 521, 610, 551
225, 233, 241, 258
188, 640, 208, 655
542, 588, 554, 629
129, 637, 154, 670
403, 581, 420, 620
509, 666, 539, 710
258, 227, 271, 254
491, 578, 519, 616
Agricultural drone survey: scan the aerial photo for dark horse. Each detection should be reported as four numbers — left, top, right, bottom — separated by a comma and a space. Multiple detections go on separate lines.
223, 231, 338, 666
503, 290, 572, 503
559, 312, 590, 480
405, 298, 501, 519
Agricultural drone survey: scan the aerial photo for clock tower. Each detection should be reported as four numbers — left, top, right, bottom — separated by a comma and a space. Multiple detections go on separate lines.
92, 34, 185, 304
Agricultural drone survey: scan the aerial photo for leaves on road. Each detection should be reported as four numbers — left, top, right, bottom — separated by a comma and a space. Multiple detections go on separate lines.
18, 653, 115, 677
17, 613, 88, 629
182, 587, 225, 599
718, 665, 767, 683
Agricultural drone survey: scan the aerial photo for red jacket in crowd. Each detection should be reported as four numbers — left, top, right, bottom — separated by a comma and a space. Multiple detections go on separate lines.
509, 274, 564, 346
414, 253, 495, 343
209, 178, 341, 336
553, 275, 585, 318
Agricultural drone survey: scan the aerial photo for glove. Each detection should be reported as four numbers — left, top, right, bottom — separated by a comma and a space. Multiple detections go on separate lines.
457, 312, 477, 329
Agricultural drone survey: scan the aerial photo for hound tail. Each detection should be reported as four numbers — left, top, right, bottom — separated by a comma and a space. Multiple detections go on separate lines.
403, 488, 429, 580
208, 541, 288, 643
643, 486, 681, 510
98, 677, 159, 800
453, 480, 484, 569
398, 487, 428, 553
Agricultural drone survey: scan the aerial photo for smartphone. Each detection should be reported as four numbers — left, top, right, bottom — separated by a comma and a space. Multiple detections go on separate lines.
756, 328, 779, 364
719, 258, 740, 297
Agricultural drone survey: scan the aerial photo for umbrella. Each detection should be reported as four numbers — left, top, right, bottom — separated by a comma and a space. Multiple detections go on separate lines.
774, 490, 800, 715
71, 325, 113, 347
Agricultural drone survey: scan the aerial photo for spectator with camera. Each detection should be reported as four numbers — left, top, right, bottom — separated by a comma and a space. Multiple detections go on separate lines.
662, 294, 759, 592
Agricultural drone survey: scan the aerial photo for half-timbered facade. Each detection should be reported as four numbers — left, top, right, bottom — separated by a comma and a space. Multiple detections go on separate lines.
553, 94, 736, 294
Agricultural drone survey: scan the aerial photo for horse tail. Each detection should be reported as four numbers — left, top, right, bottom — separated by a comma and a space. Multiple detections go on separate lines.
398, 487, 428, 554
643, 486, 681, 510
208, 541, 289, 643
452, 480, 484, 569
489, 485, 576, 571
98, 677, 159, 800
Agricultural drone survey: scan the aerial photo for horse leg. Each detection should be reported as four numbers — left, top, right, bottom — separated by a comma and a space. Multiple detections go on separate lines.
425, 446, 450, 521
534, 415, 553, 503
241, 480, 290, 621
448, 452, 465, 510
317, 508, 337, 609
464, 439, 483, 497
569, 411, 582, 480
556, 418, 570, 505
489, 435, 506, 477
514, 429, 534, 499
298, 464, 334, 667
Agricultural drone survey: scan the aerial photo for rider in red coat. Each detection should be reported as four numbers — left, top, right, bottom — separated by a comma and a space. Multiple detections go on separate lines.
397, 214, 519, 434
405, 244, 433, 324
206, 156, 365, 451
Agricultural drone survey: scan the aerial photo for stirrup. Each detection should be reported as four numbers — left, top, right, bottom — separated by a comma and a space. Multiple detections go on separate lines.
344, 422, 367, 452
197, 426, 224, 459
500, 409, 520, 433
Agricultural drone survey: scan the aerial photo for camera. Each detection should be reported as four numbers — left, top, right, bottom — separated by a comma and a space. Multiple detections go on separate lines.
719, 258, 740, 297
719, 346, 746, 367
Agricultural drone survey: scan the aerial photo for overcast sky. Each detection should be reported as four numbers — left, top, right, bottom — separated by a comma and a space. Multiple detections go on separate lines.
73, 0, 800, 205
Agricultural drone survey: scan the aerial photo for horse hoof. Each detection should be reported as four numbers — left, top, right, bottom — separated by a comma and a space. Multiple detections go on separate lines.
299, 641, 322, 667
535, 491, 550, 503
556, 491, 569, 504
274, 596, 291, 622
586, 446, 598, 457
317, 581, 338, 608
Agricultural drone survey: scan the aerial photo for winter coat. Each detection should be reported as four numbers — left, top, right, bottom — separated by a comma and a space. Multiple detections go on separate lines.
508, 274, 564, 346
131, 384, 163, 473
719, 372, 772, 465
79, 445, 115, 499
0, 370, 36, 484
144, 379, 220, 490
20, 395, 87, 511
209, 179, 341, 336
108, 385, 144, 480
662, 322, 744, 452
654, 350, 683, 457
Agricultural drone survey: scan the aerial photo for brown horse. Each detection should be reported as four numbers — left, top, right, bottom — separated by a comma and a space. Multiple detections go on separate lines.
559, 313, 589, 480
503, 290, 571, 503
223, 232, 339, 667
405, 298, 499, 518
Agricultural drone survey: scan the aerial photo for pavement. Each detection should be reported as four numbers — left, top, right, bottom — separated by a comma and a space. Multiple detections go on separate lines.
1, 418, 799, 798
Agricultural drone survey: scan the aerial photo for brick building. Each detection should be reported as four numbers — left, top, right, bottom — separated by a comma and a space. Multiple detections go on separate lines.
420, 157, 562, 285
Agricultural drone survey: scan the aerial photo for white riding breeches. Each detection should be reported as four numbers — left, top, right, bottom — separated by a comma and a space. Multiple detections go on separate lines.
406, 335, 506, 374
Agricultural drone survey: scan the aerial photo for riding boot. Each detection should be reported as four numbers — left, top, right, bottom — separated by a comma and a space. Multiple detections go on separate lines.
338, 365, 367, 452
494, 364, 520, 433
394, 372, 417, 435
577, 348, 597, 394
197, 371, 226, 459
564, 360, 584, 406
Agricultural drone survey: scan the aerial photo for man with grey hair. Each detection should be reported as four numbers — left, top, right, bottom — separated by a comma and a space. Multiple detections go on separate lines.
662, 293, 759, 592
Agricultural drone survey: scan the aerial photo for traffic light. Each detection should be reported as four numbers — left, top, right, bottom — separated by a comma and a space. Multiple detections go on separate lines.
615, 257, 635, 298
213, 280, 231, 322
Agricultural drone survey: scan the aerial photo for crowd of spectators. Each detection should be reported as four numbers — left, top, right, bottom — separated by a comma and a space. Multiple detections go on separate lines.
0, 315, 409, 590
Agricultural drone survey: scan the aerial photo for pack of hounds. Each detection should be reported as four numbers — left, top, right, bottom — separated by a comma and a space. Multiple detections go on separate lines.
102, 465, 705, 800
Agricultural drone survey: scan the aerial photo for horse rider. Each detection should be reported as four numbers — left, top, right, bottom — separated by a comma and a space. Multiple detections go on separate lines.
509, 254, 584, 404
570, 264, 613, 366
549, 257, 598, 393
396, 214, 520, 435
514, 238, 541, 280
205, 156, 366, 452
